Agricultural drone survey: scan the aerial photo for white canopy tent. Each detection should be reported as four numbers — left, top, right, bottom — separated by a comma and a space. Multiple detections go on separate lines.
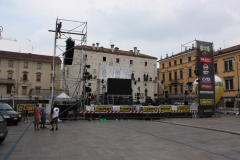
54, 92, 74, 102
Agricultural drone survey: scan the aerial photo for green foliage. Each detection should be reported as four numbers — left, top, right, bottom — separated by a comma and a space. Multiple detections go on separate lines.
215, 81, 223, 87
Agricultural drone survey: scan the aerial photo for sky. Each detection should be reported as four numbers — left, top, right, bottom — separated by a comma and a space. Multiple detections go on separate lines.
0, 0, 240, 61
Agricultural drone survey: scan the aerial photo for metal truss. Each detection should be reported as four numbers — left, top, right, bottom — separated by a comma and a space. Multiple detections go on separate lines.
49, 18, 87, 111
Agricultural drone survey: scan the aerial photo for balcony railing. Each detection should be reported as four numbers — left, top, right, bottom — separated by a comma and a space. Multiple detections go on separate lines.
0, 78, 15, 85
171, 79, 179, 84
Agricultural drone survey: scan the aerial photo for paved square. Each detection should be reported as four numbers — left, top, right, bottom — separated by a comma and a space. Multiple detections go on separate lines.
1, 114, 240, 160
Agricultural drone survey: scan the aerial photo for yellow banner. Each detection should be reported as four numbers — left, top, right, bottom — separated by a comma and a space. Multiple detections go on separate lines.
160, 106, 171, 111
200, 99, 214, 105
17, 104, 36, 113
120, 106, 136, 112
177, 106, 190, 111
139, 107, 143, 111
144, 107, 161, 112
95, 106, 112, 112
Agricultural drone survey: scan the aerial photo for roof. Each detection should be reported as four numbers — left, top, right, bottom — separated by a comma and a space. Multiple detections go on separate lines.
158, 44, 240, 62
75, 45, 157, 60
0, 50, 62, 63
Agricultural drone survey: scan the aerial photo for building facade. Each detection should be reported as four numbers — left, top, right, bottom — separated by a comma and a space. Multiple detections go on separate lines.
158, 43, 240, 108
64, 43, 157, 103
0, 50, 61, 103
157, 46, 197, 104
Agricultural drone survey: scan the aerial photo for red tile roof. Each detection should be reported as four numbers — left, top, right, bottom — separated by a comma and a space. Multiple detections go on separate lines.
0, 50, 61, 62
75, 45, 157, 59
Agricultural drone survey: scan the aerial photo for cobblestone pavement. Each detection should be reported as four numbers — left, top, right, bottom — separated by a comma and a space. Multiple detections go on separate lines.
1, 114, 240, 160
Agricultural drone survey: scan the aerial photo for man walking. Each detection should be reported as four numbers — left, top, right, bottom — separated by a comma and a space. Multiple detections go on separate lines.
34, 103, 40, 131
23, 101, 29, 122
40, 104, 47, 129
50, 104, 59, 131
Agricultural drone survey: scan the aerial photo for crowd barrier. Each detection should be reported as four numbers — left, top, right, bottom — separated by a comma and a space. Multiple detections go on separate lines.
219, 107, 239, 115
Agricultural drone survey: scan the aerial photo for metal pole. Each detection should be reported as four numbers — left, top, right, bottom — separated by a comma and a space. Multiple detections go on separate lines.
237, 56, 240, 115
51, 18, 58, 109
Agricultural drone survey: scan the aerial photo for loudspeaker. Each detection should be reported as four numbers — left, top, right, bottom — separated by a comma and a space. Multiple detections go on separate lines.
184, 100, 188, 105
64, 38, 75, 65
185, 90, 188, 95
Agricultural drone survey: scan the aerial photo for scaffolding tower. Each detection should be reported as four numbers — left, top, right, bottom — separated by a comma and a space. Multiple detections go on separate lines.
49, 18, 87, 111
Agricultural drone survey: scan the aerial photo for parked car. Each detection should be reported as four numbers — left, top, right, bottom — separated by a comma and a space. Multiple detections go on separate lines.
0, 114, 8, 143
0, 103, 22, 125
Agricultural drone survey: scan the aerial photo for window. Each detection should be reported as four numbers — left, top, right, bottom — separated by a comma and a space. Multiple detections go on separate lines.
180, 59, 182, 64
188, 56, 191, 62
214, 63, 218, 73
143, 74, 148, 81
169, 72, 172, 80
116, 58, 120, 63
162, 63, 165, 68
174, 85, 177, 94
131, 73, 134, 80
24, 62, 28, 68
103, 57, 106, 61
180, 84, 183, 93
36, 87, 41, 93
174, 71, 177, 80
145, 89, 148, 97
36, 75, 41, 81
162, 73, 165, 81
169, 86, 172, 94
23, 73, 28, 81
67, 67, 69, 77
130, 60, 133, 64
22, 86, 27, 95
169, 61, 171, 67
145, 62, 148, 66
224, 60, 233, 72
189, 68, 192, 78
174, 60, 177, 65
51, 64, 53, 70
37, 63, 42, 69
8, 73, 12, 79
7, 86, 12, 93
9, 60, 13, 67
180, 70, 183, 79
225, 79, 234, 90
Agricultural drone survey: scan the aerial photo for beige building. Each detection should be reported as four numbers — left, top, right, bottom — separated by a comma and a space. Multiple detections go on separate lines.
0, 50, 61, 103
64, 43, 157, 103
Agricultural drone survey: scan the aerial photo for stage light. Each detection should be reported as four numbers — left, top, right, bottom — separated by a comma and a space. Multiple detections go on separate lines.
85, 65, 90, 68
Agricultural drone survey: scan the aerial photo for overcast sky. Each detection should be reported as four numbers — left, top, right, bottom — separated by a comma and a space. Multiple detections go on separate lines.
0, 0, 240, 61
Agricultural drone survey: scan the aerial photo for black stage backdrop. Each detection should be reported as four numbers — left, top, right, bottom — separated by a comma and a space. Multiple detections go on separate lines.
107, 78, 132, 95
196, 40, 215, 111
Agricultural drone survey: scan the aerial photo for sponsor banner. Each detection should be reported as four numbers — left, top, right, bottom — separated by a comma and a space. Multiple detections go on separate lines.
200, 57, 212, 63
160, 106, 171, 111
144, 107, 160, 112
139, 107, 143, 111
177, 106, 190, 111
201, 84, 213, 89
17, 104, 36, 114
120, 106, 136, 112
201, 77, 212, 83
200, 91, 214, 94
200, 99, 214, 105
95, 106, 112, 112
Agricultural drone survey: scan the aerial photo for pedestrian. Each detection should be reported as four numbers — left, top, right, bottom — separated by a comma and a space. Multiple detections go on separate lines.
34, 103, 40, 131
23, 101, 29, 122
40, 104, 47, 129
94, 93, 97, 104
50, 104, 60, 131
56, 21, 62, 38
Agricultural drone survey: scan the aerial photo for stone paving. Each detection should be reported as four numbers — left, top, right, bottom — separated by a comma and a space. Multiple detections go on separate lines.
0, 114, 240, 160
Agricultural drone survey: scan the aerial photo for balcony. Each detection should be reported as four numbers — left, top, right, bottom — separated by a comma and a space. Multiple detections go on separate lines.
171, 79, 179, 84
0, 78, 15, 85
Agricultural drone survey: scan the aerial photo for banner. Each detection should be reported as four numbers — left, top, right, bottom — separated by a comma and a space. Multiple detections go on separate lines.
160, 106, 171, 111
94, 106, 112, 112
120, 106, 136, 112
196, 41, 215, 111
144, 107, 161, 112
177, 106, 190, 111
17, 104, 36, 113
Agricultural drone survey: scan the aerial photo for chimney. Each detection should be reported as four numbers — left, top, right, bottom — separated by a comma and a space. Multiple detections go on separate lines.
111, 44, 115, 52
172, 52, 173, 56
134, 47, 137, 55
185, 47, 187, 51
137, 50, 140, 55
96, 42, 99, 50
115, 47, 119, 51
161, 56, 162, 60
92, 43, 95, 50
192, 44, 194, 49
166, 53, 168, 58
130, 50, 133, 53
